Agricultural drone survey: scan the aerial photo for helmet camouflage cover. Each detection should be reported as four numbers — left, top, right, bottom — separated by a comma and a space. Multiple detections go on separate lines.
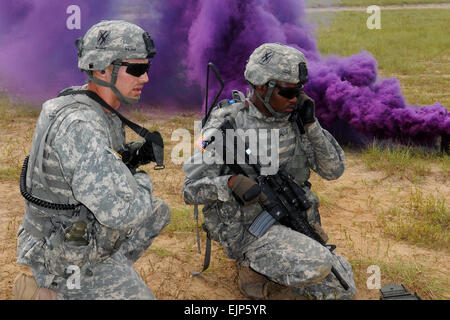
76, 20, 156, 71
74, 20, 155, 104
244, 43, 308, 86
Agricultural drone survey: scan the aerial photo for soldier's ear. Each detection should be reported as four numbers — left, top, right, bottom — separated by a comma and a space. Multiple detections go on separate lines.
93, 66, 112, 80
92, 70, 106, 79
255, 84, 268, 97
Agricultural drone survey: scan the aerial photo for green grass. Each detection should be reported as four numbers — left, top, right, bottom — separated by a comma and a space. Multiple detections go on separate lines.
149, 246, 174, 257
376, 258, 449, 300
359, 140, 447, 180
349, 256, 448, 299
438, 153, 450, 175
311, 9, 450, 108
342, 225, 449, 299
0, 96, 40, 120
306, 0, 450, 7
378, 188, 449, 250
340, 0, 450, 6
164, 206, 202, 234
0, 167, 20, 181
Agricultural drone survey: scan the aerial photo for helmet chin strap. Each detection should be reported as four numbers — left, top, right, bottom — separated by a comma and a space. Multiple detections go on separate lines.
87, 61, 140, 105
254, 80, 287, 119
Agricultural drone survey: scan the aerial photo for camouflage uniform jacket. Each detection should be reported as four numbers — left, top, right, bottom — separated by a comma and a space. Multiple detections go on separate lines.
17, 86, 155, 287
182, 94, 345, 259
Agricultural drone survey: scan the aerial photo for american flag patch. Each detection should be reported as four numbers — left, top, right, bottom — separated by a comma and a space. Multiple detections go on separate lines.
194, 135, 208, 152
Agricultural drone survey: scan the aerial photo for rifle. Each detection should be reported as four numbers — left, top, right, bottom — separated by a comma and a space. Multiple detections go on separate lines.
215, 120, 349, 290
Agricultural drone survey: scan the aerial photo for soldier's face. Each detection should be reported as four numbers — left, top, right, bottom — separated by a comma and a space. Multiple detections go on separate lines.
268, 81, 299, 113
256, 81, 299, 114
112, 59, 149, 99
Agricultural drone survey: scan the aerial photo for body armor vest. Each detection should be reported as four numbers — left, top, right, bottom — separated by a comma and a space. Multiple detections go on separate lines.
20, 87, 128, 276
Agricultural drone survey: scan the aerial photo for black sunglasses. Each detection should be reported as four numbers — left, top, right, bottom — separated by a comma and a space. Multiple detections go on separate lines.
275, 85, 303, 100
118, 62, 150, 77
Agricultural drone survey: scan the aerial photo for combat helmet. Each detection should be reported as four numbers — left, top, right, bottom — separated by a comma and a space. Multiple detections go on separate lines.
75, 20, 156, 104
244, 43, 308, 118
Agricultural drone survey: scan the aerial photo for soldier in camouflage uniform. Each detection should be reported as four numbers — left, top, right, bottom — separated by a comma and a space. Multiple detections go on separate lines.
182, 43, 356, 299
14, 20, 170, 300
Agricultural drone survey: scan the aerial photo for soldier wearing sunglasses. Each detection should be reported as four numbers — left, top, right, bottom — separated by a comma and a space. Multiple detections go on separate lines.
183, 43, 356, 299
14, 20, 170, 300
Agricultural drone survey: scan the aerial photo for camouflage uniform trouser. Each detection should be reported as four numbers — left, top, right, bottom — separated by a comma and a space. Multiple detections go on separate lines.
241, 224, 356, 300
36, 197, 170, 300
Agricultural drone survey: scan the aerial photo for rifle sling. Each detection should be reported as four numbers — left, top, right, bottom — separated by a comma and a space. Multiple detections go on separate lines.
58, 90, 162, 147
191, 223, 211, 276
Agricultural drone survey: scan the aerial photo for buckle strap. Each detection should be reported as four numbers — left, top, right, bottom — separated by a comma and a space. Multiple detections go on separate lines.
191, 223, 212, 276
58, 90, 156, 144
58, 89, 165, 169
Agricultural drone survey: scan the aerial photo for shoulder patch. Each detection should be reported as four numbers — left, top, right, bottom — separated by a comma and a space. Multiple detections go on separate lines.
218, 99, 236, 109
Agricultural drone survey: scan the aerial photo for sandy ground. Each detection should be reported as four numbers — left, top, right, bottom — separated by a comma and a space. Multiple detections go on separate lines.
0, 111, 448, 300
134, 157, 450, 300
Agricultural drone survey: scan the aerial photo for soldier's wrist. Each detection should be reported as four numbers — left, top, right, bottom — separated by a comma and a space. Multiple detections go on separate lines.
305, 118, 319, 133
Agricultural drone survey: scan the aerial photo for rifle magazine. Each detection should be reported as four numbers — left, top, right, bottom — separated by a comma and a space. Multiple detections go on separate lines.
248, 210, 276, 238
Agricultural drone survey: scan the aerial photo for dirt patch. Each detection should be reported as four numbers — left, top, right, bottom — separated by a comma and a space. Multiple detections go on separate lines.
0, 114, 448, 300
311, 157, 450, 299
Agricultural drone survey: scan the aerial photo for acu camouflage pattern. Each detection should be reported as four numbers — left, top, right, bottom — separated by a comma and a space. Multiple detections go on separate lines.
244, 43, 307, 85
182, 94, 355, 299
77, 20, 155, 71
17, 86, 170, 299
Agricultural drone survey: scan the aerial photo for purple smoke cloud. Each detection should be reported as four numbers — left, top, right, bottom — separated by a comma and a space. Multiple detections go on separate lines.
0, 0, 448, 147
306, 53, 449, 145
0, 0, 116, 101
178, 0, 448, 146
183, 0, 319, 98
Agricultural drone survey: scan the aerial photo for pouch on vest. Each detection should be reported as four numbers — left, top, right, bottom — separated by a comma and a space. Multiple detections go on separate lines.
43, 224, 94, 278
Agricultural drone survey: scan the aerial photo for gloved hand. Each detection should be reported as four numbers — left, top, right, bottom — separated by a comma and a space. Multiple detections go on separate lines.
297, 92, 316, 125
135, 139, 156, 165
228, 175, 267, 206
118, 140, 154, 173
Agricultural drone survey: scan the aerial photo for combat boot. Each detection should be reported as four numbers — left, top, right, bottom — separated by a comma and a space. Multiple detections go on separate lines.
12, 273, 57, 300
238, 265, 310, 300
238, 265, 297, 299
238, 265, 269, 299
263, 282, 309, 300
12, 273, 38, 300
